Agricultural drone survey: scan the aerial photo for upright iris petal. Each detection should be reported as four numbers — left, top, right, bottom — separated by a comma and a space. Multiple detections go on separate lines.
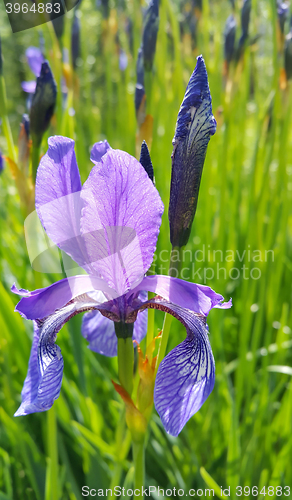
169, 55, 217, 248
80, 149, 164, 295
21, 47, 44, 95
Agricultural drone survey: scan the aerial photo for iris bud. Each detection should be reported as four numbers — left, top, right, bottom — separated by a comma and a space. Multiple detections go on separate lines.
224, 15, 237, 64
142, 0, 159, 72
284, 30, 292, 80
71, 12, 80, 70
240, 0, 251, 43
29, 61, 57, 148
139, 140, 154, 183
169, 56, 216, 248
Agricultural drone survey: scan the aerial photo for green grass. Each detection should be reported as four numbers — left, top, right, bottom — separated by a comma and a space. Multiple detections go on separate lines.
0, 0, 292, 499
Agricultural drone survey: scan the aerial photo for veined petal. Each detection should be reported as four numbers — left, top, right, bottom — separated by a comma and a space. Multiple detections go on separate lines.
12, 275, 116, 320
35, 136, 91, 271
26, 46, 44, 77
139, 298, 215, 436
90, 140, 111, 164
169, 56, 217, 247
128, 275, 232, 317
15, 295, 101, 416
80, 149, 164, 295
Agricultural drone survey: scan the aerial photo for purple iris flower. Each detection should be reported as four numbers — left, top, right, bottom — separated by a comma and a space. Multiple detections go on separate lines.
0, 150, 4, 174
13, 137, 231, 436
21, 47, 44, 94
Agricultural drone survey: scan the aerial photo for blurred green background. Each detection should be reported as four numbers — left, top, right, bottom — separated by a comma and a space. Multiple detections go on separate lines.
0, 0, 292, 499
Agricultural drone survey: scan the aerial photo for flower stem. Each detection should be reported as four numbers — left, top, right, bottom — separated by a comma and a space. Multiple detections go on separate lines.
45, 406, 59, 500
117, 337, 134, 395
132, 439, 145, 499
146, 292, 155, 363
31, 139, 41, 184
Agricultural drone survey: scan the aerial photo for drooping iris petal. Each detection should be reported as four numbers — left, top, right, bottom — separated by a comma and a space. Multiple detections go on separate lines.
15, 295, 102, 416
21, 80, 37, 94
35, 136, 91, 271
139, 298, 215, 436
26, 46, 44, 77
15, 316, 64, 416
128, 274, 232, 317
169, 55, 217, 248
80, 149, 164, 295
12, 274, 116, 320
82, 292, 148, 356
90, 140, 111, 164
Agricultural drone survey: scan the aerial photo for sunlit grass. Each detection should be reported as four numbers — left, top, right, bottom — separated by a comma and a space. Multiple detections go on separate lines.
0, 0, 292, 499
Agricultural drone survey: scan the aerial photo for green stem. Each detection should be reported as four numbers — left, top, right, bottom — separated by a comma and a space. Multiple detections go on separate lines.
31, 140, 41, 184
132, 440, 145, 500
155, 247, 183, 374
146, 292, 155, 363
117, 337, 134, 395
45, 406, 59, 500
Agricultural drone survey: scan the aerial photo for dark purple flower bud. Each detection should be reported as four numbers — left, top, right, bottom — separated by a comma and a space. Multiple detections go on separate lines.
71, 12, 80, 70
135, 48, 146, 124
241, 0, 251, 41
29, 62, 57, 147
224, 15, 237, 63
169, 56, 216, 248
136, 47, 144, 86
0, 37, 2, 76
142, 0, 159, 72
285, 29, 292, 79
139, 141, 154, 182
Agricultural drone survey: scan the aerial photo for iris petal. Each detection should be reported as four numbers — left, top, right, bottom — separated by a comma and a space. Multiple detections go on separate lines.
128, 274, 232, 317
80, 149, 164, 295
26, 46, 44, 77
138, 298, 215, 436
35, 136, 91, 271
12, 275, 116, 320
15, 295, 106, 416
90, 140, 111, 164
